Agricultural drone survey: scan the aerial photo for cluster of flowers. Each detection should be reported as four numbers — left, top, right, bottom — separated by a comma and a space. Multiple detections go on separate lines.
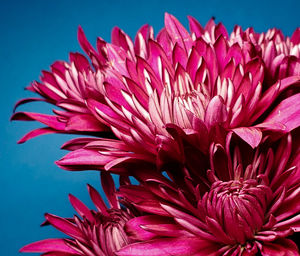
13, 13, 300, 255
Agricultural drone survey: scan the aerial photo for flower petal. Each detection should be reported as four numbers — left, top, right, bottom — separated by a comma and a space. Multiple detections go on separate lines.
232, 127, 262, 148
116, 237, 219, 256
20, 239, 78, 253
261, 93, 300, 132
261, 238, 299, 256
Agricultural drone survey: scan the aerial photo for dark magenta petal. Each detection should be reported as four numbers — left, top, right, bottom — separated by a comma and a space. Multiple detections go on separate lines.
261, 238, 299, 256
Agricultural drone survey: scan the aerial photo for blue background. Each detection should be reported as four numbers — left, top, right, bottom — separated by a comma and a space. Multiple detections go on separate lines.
1, 0, 299, 255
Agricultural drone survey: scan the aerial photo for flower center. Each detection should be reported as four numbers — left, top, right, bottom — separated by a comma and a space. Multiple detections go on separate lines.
204, 179, 270, 245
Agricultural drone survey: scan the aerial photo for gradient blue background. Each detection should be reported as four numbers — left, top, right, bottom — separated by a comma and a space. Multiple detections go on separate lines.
1, 0, 299, 255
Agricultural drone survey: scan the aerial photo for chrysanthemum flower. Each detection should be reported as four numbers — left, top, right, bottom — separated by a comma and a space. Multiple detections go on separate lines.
13, 13, 300, 256
13, 15, 300, 172
53, 14, 300, 173
117, 133, 300, 255
20, 173, 137, 255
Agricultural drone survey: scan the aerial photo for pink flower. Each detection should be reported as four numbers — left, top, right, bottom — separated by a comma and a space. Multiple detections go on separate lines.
117, 133, 300, 255
13, 13, 300, 255
54, 14, 300, 172
20, 173, 137, 255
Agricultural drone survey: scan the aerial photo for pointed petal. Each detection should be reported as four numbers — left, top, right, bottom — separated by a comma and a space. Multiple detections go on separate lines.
45, 214, 83, 241
87, 184, 108, 215
77, 26, 97, 57
11, 112, 66, 130
101, 172, 119, 209
17, 127, 57, 143
188, 16, 204, 37
13, 97, 46, 112
204, 96, 228, 129
20, 239, 78, 253
68, 194, 94, 222
165, 13, 193, 54
232, 127, 262, 148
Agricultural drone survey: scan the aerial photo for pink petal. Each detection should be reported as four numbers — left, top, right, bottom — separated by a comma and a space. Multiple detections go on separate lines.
261, 93, 300, 132
125, 216, 165, 241
17, 127, 57, 143
232, 127, 262, 148
188, 16, 204, 37
165, 13, 193, 54
68, 194, 95, 222
261, 238, 299, 256
172, 43, 188, 67
291, 28, 300, 44
13, 97, 46, 112
101, 172, 119, 209
69, 52, 91, 72
87, 184, 108, 215
20, 239, 77, 253
134, 24, 153, 57
61, 138, 98, 151
204, 96, 228, 130
214, 23, 229, 40
250, 76, 300, 123
45, 214, 82, 241
42, 252, 75, 256
111, 27, 135, 58
56, 148, 113, 171
11, 112, 66, 130
77, 26, 97, 58
116, 237, 219, 256
186, 48, 201, 82
214, 35, 228, 71
65, 114, 108, 132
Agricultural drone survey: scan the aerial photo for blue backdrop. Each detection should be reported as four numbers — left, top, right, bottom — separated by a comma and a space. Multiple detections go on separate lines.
1, 0, 299, 255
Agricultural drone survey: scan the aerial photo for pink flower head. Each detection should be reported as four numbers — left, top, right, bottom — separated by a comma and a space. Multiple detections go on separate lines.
13, 13, 300, 256
53, 14, 300, 173
20, 173, 137, 255
118, 133, 300, 255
